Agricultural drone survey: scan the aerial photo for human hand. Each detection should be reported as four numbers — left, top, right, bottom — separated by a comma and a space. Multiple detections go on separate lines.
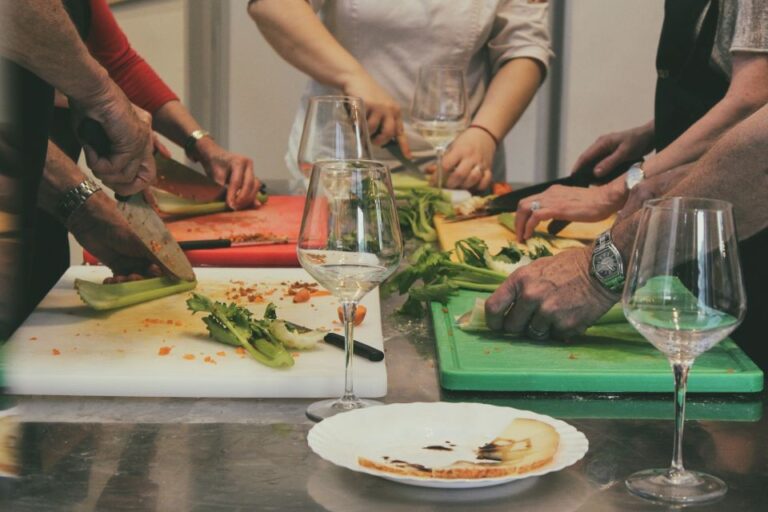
70, 81, 155, 196
514, 179, 626, 242
66, 191, 157, 277
572, 122, 654, 178
485, 247, 617, 340
344, 71, 411, 157
195, 137, 261, 210
426, 128, 494, 192
617, 163, 692, 221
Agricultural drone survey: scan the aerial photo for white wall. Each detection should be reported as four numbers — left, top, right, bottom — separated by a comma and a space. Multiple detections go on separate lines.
558, 0, 664, 174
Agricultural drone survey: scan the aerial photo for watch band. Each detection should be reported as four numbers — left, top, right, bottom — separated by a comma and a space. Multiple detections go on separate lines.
590, 230, 626, 293
56, 177, 101, 222
184, 129, 211, 160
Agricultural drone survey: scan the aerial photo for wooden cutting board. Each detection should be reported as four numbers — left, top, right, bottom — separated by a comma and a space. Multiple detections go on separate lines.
434, 214, 614, 254
1, 266, 386, 398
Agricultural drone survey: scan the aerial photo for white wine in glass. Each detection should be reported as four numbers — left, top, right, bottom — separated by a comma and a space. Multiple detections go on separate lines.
411, 65, 469, 188
298, 160, 403, 421
623, 197, 746, 504
297, 95, 373, 178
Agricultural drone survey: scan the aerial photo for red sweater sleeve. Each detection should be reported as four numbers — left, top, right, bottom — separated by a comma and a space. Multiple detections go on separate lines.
85, 0, 179, 114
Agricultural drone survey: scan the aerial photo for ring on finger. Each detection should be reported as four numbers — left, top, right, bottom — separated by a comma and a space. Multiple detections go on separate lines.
530, 200, 542, 212
472, 164, 482, 174
527, 324, 549, 339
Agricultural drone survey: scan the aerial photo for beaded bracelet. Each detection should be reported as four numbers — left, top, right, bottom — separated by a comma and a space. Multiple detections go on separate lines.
468, 124, 500, 147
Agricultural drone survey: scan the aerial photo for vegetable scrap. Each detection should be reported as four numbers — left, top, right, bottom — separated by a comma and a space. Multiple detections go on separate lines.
183, 354, 196, 361
158, 346, 172, 356
337, 304, 367, 326
204, 356, 217, 365
52, 349, 60, 356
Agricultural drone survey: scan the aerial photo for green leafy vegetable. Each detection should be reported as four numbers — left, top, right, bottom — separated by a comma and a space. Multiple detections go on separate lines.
75, 277, 197, 311
186, 293, 295, 368
395, 188, 453, 242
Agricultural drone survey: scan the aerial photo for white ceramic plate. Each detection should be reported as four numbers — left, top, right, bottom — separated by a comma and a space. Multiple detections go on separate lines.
307, 402, 589, 489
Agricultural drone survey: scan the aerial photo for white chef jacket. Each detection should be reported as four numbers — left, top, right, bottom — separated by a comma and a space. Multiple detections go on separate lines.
285, 0, 552, 183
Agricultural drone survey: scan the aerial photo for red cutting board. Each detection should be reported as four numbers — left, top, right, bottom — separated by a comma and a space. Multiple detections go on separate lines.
84, 196, 304, 267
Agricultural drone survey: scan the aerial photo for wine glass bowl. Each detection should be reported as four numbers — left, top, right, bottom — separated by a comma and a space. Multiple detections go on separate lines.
410, 65, 469, 188
298, 160, 403, 421
622, 197, 746, 504
297, 95, 373, 178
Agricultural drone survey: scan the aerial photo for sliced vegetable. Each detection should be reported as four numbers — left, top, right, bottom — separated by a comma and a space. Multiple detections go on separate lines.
75, 277, 197, 311
338, 304, 367, 326
269, 320, 324, 350
186, 293, 295, 368
396, 188, 453, 242
153, 188, 227, 216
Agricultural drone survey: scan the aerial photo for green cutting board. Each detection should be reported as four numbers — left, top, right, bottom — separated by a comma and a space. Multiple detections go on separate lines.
431, 291, 764, 393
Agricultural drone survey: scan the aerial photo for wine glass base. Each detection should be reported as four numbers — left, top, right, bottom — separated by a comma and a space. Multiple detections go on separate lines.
306, 397, 383, 422
625, 468, 727, 504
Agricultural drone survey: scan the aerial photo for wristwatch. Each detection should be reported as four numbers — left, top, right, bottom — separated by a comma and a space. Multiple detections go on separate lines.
625, 162, 645, 191
56, 177, 102, 222
590, 230, 625, 293
184, 129, 212, 160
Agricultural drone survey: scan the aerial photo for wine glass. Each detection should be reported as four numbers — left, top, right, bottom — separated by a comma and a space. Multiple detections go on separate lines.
298, 160, 403, 421
410, 64, 469, 189
297, 95, 373, 177
622, 197, 746, 504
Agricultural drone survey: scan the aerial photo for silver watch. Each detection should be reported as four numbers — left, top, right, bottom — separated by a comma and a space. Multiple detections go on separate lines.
625, 163, 645, 190
590, 230, 625, 293
56, 177, 101, 222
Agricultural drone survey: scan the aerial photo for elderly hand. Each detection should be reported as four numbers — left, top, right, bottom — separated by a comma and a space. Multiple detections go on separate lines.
572, 122, 654, 178
194, 137, 261, 210
344, 71, 411, 157
426, 127, 494, 192
71, 81, 155, 196
67, 191, 156, 277
514, 180, 626, 242
485, 247, 618, 340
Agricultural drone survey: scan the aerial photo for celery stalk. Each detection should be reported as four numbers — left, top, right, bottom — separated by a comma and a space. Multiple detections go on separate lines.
75, 277, 197, 311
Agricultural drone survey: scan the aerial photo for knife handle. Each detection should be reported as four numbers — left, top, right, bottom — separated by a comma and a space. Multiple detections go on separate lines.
179, 239, 232, 251
323, 333, 385, 362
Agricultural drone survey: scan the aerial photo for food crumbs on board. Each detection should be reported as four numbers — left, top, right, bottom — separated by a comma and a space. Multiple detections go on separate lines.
568, 353, 577, 360
158, 346, 172, 356
291, 352, 300, 358
52, 348, 60, 356
204, 356, 216, 365
483, 349, 491, 355
183, 354, 196, 361
216, 351, 226, 357
235, 347, 246, 357
441, 307, 448, 313
75, 333, 80, 337
726, 368, 734, 374
310, 290, 331, 297
29, 337, 37, 341
174, 321, 182, 326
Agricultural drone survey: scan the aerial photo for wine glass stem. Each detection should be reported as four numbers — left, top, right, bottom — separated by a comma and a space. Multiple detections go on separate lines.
670, 362, 691, 476
340, 300, 358, 402
435, 147, 446, 189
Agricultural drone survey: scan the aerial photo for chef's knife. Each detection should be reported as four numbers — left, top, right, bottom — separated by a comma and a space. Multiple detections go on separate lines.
283, 320, 384, 362
78, 119, 196, 282
382, 140, 427, 177
178, 236, 293, 251
445, 159, 636, 223
153, 153, 227, 203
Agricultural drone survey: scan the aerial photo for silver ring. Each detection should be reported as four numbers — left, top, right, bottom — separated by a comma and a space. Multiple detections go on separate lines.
527, 324, 548, 339
530, 200, 541, 212
472, 164, 482, 173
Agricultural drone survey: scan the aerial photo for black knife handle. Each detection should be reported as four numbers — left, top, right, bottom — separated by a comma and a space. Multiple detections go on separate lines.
323, 332, 385, 362
179, 239, 232, 251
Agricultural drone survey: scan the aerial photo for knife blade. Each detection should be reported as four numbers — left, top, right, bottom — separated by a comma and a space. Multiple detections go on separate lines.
445, 159, 636, 223
78, 119, 196, 282
153, 153, 227, 203
283, 320, 384, 362
382, 140, 426, 177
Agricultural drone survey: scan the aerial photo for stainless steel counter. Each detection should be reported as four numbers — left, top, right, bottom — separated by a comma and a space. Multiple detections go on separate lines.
1, 285, 766, 511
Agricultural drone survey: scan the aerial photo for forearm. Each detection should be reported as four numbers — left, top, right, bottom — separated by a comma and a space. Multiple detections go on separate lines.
152, 100, 202, 148
38, 141, 88, 217
471, 58, 543, 140
248, 0, 364, 91
0, 0, 111, 105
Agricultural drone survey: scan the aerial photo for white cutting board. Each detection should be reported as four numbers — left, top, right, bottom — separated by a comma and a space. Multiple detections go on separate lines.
2, 266, 387, 398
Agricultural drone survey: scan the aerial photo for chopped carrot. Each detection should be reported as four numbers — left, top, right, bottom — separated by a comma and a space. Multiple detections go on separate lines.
52, 348, 61, 356
29, 337, 37, 341
235, 347, 246, 357
293, 288, 311, 303
492, 182, 514, 195
204, 356, 216, 365
183, 354, 196, 361
216, 351, 226, 357
338, 304, 367, 326
310, 290, 332, 297
158, 346, 172, 356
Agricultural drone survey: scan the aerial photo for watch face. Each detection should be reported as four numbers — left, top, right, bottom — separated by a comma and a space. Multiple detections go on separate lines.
626, 167, 644, 190
594, 249, 618, 278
